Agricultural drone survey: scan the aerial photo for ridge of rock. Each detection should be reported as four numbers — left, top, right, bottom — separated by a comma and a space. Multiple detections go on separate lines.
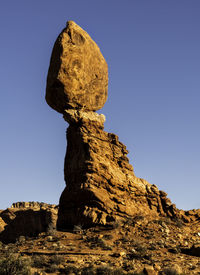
11, 201, 57, 209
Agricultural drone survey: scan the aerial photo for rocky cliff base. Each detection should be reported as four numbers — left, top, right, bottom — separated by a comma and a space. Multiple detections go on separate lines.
1, 205, 200, 274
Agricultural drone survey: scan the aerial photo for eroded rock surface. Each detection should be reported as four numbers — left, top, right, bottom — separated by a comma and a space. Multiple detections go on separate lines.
46, 21, 108, 113
0, 203, 58, 243
57, 111, 183, 229
45, 21, 200, 230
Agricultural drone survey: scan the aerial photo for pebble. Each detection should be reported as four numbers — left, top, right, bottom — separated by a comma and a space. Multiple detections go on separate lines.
46, 236, 53, 242
165, 228, 170, 235
120, 251, 126, 257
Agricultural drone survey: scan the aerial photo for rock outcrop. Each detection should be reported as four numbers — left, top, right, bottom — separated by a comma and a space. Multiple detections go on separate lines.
11, 201, 57, 209
46, 21, 108, 113
0, 202, 58, 243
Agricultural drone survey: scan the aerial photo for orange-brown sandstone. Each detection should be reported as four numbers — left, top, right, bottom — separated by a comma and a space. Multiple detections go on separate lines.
46, 21, 108, 113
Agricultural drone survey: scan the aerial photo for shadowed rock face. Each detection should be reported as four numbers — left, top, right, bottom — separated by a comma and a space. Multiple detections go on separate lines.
0, 203, 58, 243
46, 21, 108, 113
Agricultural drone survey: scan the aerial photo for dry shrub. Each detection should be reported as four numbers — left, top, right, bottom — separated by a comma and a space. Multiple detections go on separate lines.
0, 250, 31, 275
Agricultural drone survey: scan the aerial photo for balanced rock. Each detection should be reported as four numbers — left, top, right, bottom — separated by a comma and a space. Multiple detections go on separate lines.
46, 21, 108, 113
46, 22, 199, 230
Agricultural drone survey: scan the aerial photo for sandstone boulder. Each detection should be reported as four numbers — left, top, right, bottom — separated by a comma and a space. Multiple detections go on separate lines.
46, 21, 108, 113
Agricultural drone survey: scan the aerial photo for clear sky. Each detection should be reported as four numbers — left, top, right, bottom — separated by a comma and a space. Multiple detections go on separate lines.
0, 1, 199, 210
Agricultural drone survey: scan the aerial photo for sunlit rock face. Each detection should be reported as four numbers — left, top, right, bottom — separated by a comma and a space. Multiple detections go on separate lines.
46, 21, 108, 113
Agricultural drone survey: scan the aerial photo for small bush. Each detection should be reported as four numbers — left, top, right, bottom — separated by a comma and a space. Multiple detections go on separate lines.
81, 266, 96, 275
45, 263, 59, 273
96, 266, 114, 275
50, 254, 65, 265
62, 266, 140, 275
132, 215, 145, 223
112, 268, 125, 275
172, 217, 184, 228
95, 266, 126, 275
85, 236, 109, 250
73, 224, 83, 233
63, 265, 78, 274
163, 268, 180, 275
119, 237, 129, 244
152, 217, 171, 226
18, 236, 26, 243
111, 221, 121, 229
103, 234, 113, 240
0, 251, 31, 275
123, 217, 135, 227
127, 240, 148, 259
127, 273, 145, 275
32, 255, 47, 268
46, 223, 57, 236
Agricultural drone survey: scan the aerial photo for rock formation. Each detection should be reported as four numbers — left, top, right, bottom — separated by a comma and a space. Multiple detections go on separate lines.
45, 21, 200, 230
0, 202, 57, 243
57, 109, 178, 229
1, 20, 200, 275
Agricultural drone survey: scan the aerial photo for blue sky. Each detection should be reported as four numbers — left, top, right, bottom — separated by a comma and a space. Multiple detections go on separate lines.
0, 1, 199, 210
